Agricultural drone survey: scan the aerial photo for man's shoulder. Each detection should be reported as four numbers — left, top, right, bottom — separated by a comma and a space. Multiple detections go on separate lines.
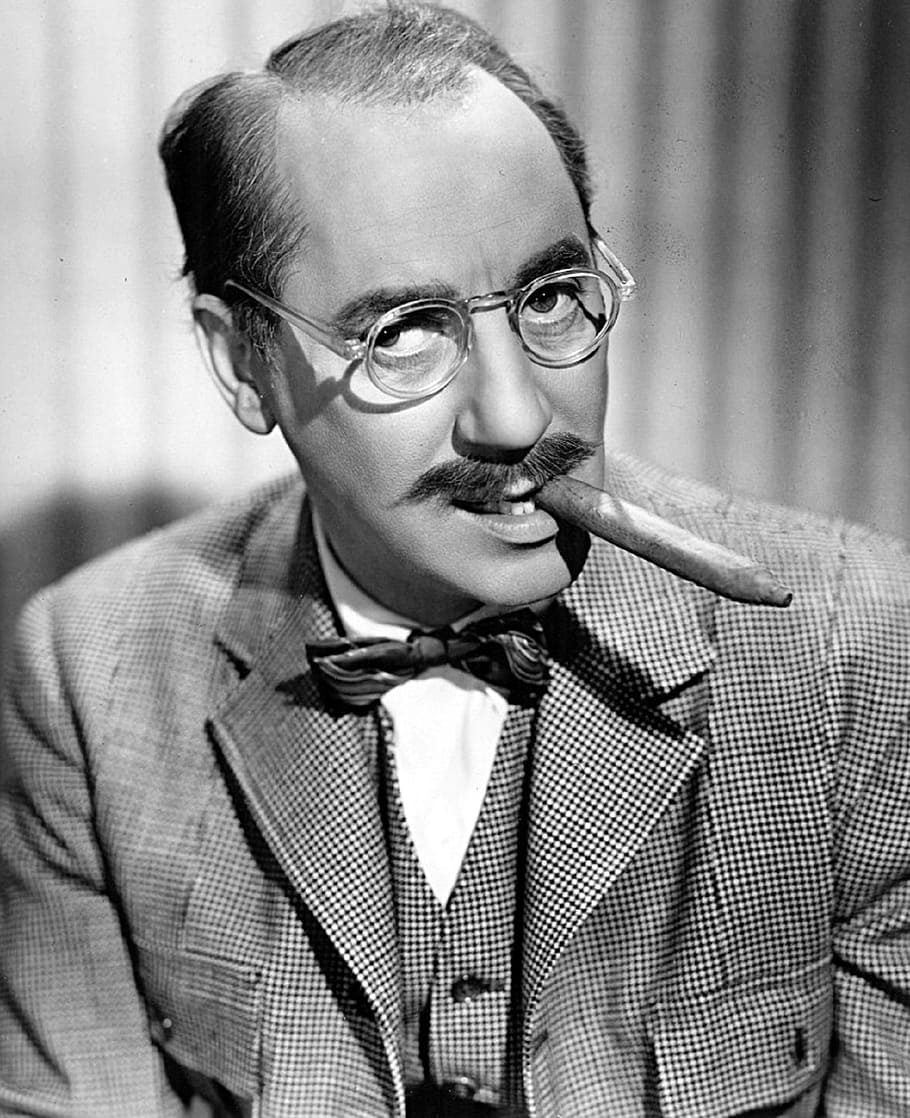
592, 454, 910, 696
13, 474, 305, 670
573, 457, 910, 753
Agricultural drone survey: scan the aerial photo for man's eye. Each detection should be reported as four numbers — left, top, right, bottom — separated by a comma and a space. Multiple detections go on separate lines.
373, 309, 455, 354
375, 323, 403, 349
525, 282, 579, 317
374, 321, 436, 354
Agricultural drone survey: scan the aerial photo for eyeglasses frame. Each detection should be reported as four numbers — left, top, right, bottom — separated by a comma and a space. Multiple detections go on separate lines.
224, 228, 635, 401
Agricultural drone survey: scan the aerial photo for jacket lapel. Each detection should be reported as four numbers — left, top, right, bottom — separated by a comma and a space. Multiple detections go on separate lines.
522, 537, 716, 1013
207, 490, 401, 1046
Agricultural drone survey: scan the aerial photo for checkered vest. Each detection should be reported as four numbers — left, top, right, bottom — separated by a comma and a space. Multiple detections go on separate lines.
377, 700, 537, 1110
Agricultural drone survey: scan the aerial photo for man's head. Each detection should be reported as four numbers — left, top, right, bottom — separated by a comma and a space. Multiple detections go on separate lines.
161, 3, 623, 625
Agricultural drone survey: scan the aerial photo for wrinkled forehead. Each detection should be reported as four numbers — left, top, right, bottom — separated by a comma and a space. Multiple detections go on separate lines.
274, 68, 587, 309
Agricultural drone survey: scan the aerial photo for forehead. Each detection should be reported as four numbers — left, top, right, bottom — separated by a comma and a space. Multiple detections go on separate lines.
275, 68, 586, 308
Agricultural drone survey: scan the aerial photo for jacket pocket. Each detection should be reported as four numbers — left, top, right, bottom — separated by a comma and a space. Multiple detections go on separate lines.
650, 959, 832, 1117
134, 938, 262, 1105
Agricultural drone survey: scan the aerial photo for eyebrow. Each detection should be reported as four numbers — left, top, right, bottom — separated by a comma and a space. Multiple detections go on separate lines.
329, 234, 593, 338
509, 235, 593, 290
330, 281, 460, 338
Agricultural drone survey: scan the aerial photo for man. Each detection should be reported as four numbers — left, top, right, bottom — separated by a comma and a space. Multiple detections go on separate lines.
1, 4, 909, 1116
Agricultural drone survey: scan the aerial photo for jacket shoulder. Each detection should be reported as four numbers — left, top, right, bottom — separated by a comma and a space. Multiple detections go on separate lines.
6, 475, 304, 701
603, 455, 910, 759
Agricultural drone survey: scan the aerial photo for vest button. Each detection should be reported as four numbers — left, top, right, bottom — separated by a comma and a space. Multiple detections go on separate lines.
443, 1076, 478, 1100
450, 975, 491, 1003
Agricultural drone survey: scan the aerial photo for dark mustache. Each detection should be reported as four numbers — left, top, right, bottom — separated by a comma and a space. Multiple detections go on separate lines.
402, 432, 599, 505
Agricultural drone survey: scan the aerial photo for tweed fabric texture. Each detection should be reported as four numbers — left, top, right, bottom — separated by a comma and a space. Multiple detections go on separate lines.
2, 453, 910, 1117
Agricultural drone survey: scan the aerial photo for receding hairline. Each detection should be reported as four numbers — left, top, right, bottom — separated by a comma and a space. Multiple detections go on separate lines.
271, 62, 515, 143
269, 66, 586, 285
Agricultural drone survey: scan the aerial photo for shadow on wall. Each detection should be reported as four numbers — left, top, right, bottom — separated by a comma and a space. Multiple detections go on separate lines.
0, 489, 200, 690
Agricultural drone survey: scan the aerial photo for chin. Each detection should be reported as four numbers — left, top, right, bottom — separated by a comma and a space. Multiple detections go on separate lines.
457, 526, 591, 614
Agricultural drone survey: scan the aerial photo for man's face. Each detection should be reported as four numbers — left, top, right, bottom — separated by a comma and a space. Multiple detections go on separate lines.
259, 70, 609, 625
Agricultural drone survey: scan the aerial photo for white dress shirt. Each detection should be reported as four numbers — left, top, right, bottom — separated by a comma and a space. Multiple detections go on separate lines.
314, 517, 509, 904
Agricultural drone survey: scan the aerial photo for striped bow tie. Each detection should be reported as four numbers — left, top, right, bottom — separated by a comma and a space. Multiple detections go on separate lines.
306, 609, 549, 710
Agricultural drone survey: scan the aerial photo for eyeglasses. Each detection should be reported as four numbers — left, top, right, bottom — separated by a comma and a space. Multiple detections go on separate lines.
224, 230, 635, 402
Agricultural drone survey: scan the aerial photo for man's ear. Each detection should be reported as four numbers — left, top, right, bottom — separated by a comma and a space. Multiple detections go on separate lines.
192, 293, 276, 435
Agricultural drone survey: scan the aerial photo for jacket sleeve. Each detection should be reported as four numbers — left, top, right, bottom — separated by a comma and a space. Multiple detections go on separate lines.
0, 591, 186, 1118
823, 525, 910, 1115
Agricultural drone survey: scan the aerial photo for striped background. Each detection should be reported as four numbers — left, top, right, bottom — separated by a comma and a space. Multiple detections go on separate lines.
1, 0, 908, 670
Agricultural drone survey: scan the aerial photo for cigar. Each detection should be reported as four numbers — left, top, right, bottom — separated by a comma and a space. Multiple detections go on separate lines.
537, 475, 793, 607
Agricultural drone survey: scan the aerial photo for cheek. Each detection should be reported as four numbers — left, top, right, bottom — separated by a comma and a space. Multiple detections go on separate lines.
296, 399, 452, 514
267, 342, 435, 498
545, 356, 608, 433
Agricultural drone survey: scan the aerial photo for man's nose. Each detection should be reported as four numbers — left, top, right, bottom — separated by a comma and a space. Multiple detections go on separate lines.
452, 313, 552, 457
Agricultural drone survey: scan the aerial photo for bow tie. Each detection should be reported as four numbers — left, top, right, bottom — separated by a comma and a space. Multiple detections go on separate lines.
306, 609, 548, 710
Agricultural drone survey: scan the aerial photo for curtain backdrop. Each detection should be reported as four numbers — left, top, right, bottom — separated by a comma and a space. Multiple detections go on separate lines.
2, 0, 908, 672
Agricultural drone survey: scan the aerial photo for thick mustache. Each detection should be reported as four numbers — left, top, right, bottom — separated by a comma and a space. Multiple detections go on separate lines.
402, 432, 599, 505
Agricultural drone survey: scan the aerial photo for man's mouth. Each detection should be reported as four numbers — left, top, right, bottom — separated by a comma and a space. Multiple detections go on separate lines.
452, 482, 540, 516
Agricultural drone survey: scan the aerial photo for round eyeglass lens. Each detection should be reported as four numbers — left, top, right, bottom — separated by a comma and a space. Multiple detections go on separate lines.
518, 271, 612, 365
367, 303, 466, 398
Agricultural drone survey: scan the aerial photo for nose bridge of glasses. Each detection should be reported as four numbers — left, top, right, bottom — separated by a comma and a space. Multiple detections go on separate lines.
463, 289, 525, 355
465, 289, 515, 317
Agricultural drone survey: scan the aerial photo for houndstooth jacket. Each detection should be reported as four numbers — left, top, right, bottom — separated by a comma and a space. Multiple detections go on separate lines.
2, 453, 909, 1118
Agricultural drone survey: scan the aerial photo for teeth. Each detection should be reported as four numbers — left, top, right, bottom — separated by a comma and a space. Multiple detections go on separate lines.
496, 499, 536, 516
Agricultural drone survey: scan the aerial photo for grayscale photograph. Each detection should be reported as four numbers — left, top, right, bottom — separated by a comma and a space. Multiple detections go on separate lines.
1, 2, 908, 1115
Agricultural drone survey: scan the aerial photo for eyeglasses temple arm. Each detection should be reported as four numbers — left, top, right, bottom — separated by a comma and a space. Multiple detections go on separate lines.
223, 279, 365, 361
589, 231, 637, 301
